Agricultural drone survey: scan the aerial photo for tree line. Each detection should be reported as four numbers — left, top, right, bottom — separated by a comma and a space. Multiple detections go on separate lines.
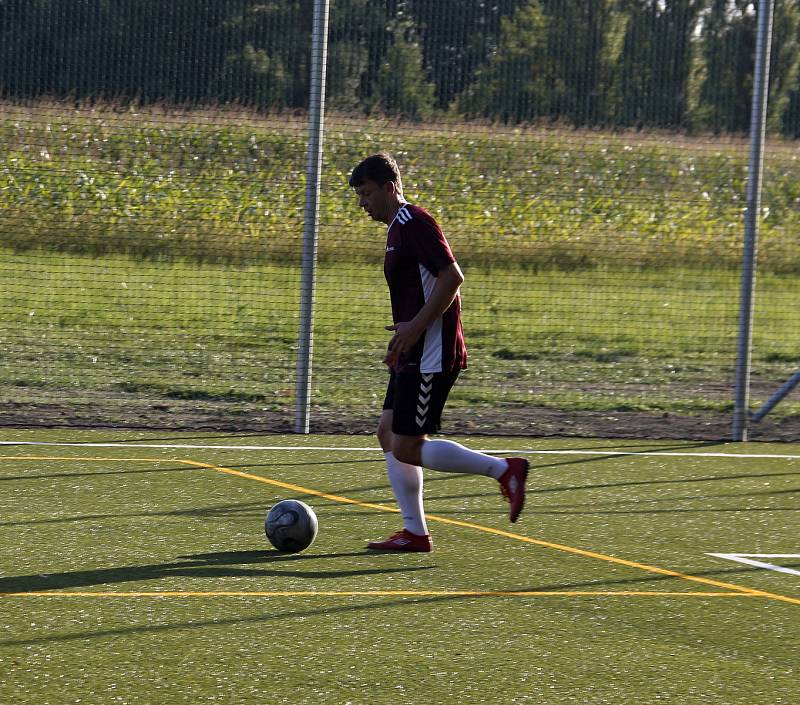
1, 0, 799, 135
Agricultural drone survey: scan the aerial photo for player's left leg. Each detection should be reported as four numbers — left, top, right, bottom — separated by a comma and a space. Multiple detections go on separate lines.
390, 370, 529, 523
393, 435, 528, 523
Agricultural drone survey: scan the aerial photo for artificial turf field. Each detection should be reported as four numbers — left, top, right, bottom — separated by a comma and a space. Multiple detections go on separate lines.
1, 430, 797, 705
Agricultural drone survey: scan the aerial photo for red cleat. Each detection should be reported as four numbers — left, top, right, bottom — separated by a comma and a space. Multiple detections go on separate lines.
499, 458, 529, 522
367, 529, 432, 552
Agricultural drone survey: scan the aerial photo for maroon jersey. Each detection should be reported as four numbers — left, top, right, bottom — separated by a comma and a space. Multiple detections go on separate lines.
384, 203, 468, 373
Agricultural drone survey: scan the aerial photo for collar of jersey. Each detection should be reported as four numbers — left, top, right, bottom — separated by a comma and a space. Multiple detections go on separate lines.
387, 201, 410, 230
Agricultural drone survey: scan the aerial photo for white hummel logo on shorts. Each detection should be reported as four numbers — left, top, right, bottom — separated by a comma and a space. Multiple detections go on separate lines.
416, 374, 434, 427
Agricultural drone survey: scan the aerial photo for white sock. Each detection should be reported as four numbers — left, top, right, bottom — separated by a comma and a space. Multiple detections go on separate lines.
420, 439, 508, 479
385, 452, 428, 536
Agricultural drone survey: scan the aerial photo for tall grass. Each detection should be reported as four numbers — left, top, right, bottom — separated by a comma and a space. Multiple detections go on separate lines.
3, 101, 800, 271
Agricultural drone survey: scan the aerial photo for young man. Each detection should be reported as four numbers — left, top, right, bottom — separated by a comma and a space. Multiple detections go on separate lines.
349, 152, 529, 553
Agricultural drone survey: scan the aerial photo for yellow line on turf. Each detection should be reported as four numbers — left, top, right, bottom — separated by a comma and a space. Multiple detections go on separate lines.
184, 459, 800, 607
0, 590, 762, 598
179, 459, 402, 514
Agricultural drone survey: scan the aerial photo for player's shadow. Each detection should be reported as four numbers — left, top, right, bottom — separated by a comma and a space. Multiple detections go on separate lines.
0, 550, 433, 593
0, 463, 197, 483
0, 501, 272, 528
514, 561, 779, 594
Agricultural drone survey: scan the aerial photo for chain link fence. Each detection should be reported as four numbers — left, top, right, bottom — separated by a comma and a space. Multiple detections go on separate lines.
1, 0, 798, 440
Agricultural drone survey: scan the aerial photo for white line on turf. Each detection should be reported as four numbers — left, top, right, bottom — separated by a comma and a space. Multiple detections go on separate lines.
1, 440, 800, 460
708, 554, 800, 577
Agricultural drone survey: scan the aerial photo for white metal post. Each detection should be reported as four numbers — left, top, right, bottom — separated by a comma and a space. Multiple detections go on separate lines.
295, 0, 330, 434
732, 0, 774, 441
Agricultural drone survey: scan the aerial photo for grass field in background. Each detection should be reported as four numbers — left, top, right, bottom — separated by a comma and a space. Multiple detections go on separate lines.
2, 249, 800, 420
2, 102, 800, 271
1, 430, 797, 704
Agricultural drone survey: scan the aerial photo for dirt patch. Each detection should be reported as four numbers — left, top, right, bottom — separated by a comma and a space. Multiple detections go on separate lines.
445, 406, 800, 442
1, 393, 798, 442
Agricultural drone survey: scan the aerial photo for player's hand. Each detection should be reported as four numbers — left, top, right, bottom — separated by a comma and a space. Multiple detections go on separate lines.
383, 347, 400, 369
385, 321, 423, 359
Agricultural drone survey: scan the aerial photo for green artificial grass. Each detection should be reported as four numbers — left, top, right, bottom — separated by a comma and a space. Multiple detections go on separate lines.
1, 430, 798, 704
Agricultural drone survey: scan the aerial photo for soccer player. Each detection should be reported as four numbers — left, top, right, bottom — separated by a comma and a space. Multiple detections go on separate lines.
349, 152, 529, 553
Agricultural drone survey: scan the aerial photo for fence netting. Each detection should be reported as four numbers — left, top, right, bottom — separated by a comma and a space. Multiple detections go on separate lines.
1, 1, 799, 440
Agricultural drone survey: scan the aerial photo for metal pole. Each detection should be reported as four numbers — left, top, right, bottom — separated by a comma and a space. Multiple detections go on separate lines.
750, 368, 800, 423
294, 0, 330, 434
732, 0, 774, 441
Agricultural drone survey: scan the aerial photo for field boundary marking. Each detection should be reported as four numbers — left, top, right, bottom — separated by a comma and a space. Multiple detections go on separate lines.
186, 459, 800, 607
3, 440, 800, 460
708, 554, 800, 578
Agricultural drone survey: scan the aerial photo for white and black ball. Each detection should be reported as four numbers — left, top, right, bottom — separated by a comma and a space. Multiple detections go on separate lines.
265, 499, 318, 553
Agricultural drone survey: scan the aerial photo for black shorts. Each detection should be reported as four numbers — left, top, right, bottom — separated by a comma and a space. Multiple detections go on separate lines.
383, 369, 460, 436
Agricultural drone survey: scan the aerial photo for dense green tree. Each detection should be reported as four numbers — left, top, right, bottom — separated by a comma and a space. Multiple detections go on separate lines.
538, 0, 621, 124
0, 0, 235, 103
326, 0, 382, 112
215, 2, 311, 109
611, 0, 703, 128
694, 0, 758, 132
407, 0, 528, 108
371, 15, 436, 119
693, 0, 800, 133
456, 0, 620, 125
456, 2, 551, 122
768, 0, 800, 133
326, 0, 433, 118
1, 0, 800, 134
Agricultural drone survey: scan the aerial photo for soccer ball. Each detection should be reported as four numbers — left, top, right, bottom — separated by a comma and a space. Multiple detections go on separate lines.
265, 499, 318, 553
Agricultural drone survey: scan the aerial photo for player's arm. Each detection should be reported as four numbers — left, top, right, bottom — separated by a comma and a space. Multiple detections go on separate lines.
386, 261, 464, 357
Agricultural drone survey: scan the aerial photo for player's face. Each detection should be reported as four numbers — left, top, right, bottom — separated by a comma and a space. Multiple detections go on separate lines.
354, 180, 395, 224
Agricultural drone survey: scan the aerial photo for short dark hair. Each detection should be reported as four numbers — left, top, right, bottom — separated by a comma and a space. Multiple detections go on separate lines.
349, 152, 403, 191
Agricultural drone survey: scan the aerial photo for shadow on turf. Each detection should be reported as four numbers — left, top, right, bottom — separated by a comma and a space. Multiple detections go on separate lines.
1, 593, 462, 648
0, 500, 277, 528
0, 550, 434, 593
0, 463, 197, 483
512, 562, 791, 595
0, 562, 780, 649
